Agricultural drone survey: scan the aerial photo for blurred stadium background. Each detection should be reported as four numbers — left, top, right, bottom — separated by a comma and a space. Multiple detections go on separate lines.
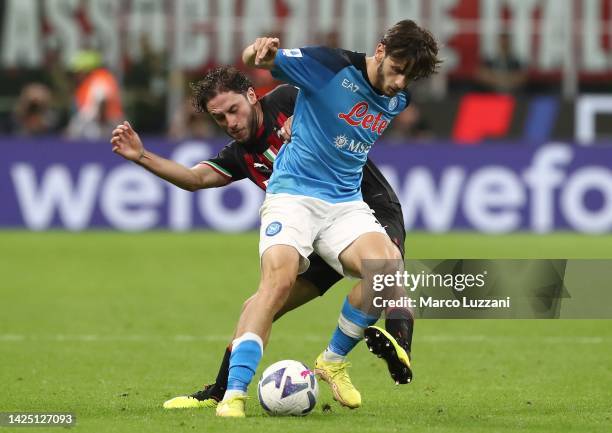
1, 1, 611, 431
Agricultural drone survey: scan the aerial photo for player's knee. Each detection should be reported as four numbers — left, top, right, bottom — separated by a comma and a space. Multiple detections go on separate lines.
369, 242, 403, 275
260, 252, 298, 297
383, 239, 402, 261
258, 274, 295, 311
382, 239, 403, 266
266, 274, 295, 295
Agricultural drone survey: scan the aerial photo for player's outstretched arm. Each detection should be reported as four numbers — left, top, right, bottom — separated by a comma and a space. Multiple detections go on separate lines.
110, 121, 230, 191
242, 37, 279, 69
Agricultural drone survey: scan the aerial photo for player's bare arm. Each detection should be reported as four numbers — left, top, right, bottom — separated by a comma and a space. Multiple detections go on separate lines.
110, 121, 230, 191
242, 37, 279, 69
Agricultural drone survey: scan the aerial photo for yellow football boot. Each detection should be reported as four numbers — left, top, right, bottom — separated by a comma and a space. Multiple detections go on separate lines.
162, 384, 220, 409
364, 326, 412, 384
215, 395, 248, 418
314, 353, 361, 408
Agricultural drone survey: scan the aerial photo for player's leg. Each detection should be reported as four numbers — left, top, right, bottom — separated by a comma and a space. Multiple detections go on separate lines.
313, 280, 372, 408
237, 276, 321, 350
224, 276, 321, 388
217, 194, 317, 417
311, 201, 396, 408
216, 244, 300, 417
313, 200, 409, 400
314, 235, 398, 408
338, 232, 413, 384
362, 200, 414, 384
364, 308, 414, 384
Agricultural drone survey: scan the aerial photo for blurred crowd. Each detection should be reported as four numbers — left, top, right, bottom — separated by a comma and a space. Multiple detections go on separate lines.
0, 32, 602, 143
0, 41, 440, 142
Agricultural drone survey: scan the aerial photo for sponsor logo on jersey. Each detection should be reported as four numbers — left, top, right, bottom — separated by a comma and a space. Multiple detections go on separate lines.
338, 101, 389, 135
282, 48, 302, 57
333, 134, 372, 153
333, 134, 349, 149
265, 221, 283, 236
388, 96, 398, 111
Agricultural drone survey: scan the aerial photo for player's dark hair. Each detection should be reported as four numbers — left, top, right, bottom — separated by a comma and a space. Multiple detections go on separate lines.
380, 20, 442, 81
191, 66, 253, 112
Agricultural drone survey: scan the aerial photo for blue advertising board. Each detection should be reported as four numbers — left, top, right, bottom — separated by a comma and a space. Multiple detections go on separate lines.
2, 138, 612, 233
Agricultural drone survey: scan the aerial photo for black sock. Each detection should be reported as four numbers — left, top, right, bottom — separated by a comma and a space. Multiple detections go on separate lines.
212, 345, 232, 395
385, 308, 414, 354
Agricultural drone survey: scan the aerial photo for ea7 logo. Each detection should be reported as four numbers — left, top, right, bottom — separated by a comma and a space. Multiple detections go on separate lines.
341, 78, 359, 93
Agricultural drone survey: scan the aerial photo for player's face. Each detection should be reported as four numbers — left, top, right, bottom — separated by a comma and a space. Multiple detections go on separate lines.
374, 45, 415, 96
206, 89, 258, 143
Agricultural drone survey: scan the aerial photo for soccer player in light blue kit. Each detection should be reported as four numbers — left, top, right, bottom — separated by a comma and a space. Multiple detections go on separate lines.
217, 20, 441, 417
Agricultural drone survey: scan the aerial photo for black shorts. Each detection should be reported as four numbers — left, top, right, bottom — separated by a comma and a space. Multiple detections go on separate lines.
299, 198, 406, 296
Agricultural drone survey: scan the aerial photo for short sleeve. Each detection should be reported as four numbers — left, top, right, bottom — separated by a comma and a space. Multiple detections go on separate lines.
199, 143, 246, 181
271, 46, 350, 93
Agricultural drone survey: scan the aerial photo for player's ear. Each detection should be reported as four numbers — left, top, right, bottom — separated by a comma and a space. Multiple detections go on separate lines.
246, 87, 257, 105
375, 43, 386, 64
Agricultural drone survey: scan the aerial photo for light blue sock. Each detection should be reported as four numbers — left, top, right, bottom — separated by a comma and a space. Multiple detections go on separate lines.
226, 332, 263, 393
325, 297, 379, 360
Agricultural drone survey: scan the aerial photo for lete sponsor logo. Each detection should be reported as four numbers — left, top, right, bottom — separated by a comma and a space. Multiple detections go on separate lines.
338, 101, 389, 135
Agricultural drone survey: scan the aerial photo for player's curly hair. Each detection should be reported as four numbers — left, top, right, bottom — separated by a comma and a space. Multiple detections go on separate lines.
191, 66, 253, 113
380, 20, 442, 81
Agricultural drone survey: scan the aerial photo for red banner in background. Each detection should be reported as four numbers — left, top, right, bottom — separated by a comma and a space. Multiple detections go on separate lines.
0, 0, 610, 79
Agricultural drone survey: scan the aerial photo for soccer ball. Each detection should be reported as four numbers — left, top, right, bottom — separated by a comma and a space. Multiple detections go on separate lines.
257, 360, 318, 416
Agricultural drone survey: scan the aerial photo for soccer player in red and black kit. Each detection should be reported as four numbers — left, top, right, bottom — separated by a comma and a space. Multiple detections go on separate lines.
110, 66, 414, 410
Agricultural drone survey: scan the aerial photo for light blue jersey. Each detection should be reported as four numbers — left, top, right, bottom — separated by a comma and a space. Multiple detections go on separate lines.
268, 46, 410, 203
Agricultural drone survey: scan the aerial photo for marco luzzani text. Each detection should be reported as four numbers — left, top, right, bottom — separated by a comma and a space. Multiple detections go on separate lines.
371, 271, 511, 309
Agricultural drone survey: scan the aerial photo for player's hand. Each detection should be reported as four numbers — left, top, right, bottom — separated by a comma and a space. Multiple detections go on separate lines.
279, 115, 293, 143
110, 121, 145, 162
253, 37, 279, 66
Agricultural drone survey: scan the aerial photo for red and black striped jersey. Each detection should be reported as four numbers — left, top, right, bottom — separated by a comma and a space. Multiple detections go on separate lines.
201, 84, 400, 204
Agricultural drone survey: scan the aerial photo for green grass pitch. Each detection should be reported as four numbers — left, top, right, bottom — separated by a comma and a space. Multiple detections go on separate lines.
0, 231, 611, 432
